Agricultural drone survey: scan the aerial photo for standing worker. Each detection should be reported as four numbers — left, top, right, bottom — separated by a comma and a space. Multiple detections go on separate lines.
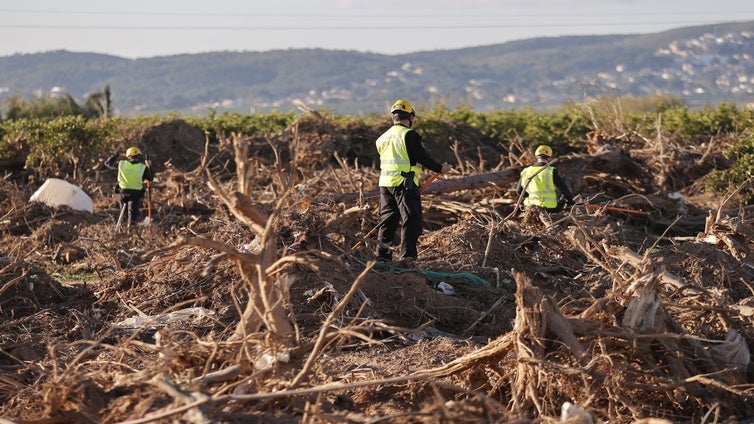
105, 146, 154, 227
375, 99, 452, 263
516, 144, 574, 212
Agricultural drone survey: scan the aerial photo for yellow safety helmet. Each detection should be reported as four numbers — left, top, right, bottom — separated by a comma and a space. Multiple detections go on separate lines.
390, 99, 415, 115
534, 145, 553, 157
126, 146, 142, 157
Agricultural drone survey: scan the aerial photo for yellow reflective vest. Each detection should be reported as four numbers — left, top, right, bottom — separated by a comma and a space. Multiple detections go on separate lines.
376, 125, 422, 187
519, 165, 558, 209
117, 160, 147, 190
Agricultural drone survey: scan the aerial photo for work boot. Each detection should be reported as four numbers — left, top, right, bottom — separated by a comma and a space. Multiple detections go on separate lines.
376, 241, 393, 262
394, 257, 416, 268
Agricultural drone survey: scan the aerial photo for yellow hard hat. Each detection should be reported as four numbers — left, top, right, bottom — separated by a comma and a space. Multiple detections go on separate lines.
126, 146, 142, 157
390, 99, 415, 115
534, 145, 553, 157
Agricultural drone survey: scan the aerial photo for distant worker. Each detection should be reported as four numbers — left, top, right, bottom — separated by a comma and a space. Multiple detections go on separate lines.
516, 144, 574, 212
105, 146, 154, 227
375, 99, 452, 263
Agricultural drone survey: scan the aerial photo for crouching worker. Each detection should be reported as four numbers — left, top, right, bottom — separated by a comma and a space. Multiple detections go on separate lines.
516, 144, 574, 212
105, 146, 154, 227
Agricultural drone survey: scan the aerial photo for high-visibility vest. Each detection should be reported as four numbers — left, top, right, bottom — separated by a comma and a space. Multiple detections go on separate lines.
376, 125, 422, 187
117, 160, 146, 190
520, 165, 558, 208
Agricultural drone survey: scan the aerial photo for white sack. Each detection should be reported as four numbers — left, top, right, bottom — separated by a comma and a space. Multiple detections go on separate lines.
29, 178, 94, 213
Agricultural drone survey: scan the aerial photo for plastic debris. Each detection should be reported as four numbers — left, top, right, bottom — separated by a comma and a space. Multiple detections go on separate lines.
29, 178, 94, 213
436, 281, 456, 295
561, 402, 593, 423
113, 307, 215, 331
254, 349, 291, 372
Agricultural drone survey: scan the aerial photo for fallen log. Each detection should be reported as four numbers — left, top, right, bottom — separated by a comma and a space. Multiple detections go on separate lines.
319, 167, 522, 203
320, 147, 647, 204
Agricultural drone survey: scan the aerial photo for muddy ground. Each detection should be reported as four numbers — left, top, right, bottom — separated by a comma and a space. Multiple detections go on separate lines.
1, 116, 753, 423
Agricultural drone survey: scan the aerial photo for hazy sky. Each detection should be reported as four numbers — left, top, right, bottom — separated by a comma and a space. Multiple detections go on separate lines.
2, 0, 753, 59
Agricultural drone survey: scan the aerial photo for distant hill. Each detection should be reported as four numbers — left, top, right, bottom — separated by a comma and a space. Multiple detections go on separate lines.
1, 21, 753, 117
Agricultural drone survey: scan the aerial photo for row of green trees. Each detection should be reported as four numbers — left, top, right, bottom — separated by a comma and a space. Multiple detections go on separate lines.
1, 94, 752, 202
2, 85, 112, 121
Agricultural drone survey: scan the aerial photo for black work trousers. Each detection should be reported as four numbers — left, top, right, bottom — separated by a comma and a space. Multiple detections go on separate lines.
119, 189, 145, 225
376, 185, 423, 260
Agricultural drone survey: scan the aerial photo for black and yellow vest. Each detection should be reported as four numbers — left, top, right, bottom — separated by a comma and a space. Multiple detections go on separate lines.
376, 125, 422, 188
520, 165, 558, 208
117, 161, 147, 190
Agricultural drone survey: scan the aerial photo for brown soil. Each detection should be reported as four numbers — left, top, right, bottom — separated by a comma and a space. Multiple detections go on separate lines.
1, 116, 753, 423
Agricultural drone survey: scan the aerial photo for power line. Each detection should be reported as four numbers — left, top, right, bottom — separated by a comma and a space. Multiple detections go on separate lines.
1, 20, 745, 32
0, 8, 753, 19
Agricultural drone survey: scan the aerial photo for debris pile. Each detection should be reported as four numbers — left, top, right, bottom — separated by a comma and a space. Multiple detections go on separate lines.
0, 115, 752, 422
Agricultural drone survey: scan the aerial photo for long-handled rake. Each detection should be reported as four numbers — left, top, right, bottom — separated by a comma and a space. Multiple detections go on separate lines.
115, 203, 127, 232
144, 181, 153, 228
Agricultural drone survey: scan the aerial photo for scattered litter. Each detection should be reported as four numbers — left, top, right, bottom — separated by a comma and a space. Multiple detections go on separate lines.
29, 178, 93, 213
710, 328, 750, 369
368, 258, 488, 287
408, 332, 423, 342
239, 237, 261, 254
561, 401, 593, 423
113, 307, 215, 331
254, 349, 291, 372
408, 326, 458, 342
435, 281, 455, 295
668, 191, 688, 213
421, 269, 488, 287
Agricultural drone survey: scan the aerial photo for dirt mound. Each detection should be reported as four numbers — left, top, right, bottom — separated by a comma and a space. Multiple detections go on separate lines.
134, 119, 207, 172
1, 117, 752, 422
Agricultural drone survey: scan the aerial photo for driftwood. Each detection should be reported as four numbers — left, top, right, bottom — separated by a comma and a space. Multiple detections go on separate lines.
7, 114, 754, 423
319, 167, 522, 203
320, 147, 642, 204
503, 224, 754, 420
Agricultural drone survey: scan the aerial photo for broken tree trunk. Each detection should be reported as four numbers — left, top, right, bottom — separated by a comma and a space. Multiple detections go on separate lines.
319, 167, 522, 203
319, 147, 643, 204
511, 270, 546, 415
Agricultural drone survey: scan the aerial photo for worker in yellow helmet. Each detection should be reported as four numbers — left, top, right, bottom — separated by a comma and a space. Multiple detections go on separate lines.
375, 99, 452, 263
516, 144, 574, 212
105, 146, 154, 227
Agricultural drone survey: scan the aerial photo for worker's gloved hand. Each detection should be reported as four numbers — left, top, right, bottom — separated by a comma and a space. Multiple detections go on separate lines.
441, 162, 452, 173
401, 171, 417, 190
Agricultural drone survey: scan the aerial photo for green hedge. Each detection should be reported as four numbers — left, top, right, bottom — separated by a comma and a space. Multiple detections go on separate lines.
1, 100, 753, 202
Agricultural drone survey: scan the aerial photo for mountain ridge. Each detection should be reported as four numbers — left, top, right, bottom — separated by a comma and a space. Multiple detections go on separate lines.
1, 20, 753, 116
